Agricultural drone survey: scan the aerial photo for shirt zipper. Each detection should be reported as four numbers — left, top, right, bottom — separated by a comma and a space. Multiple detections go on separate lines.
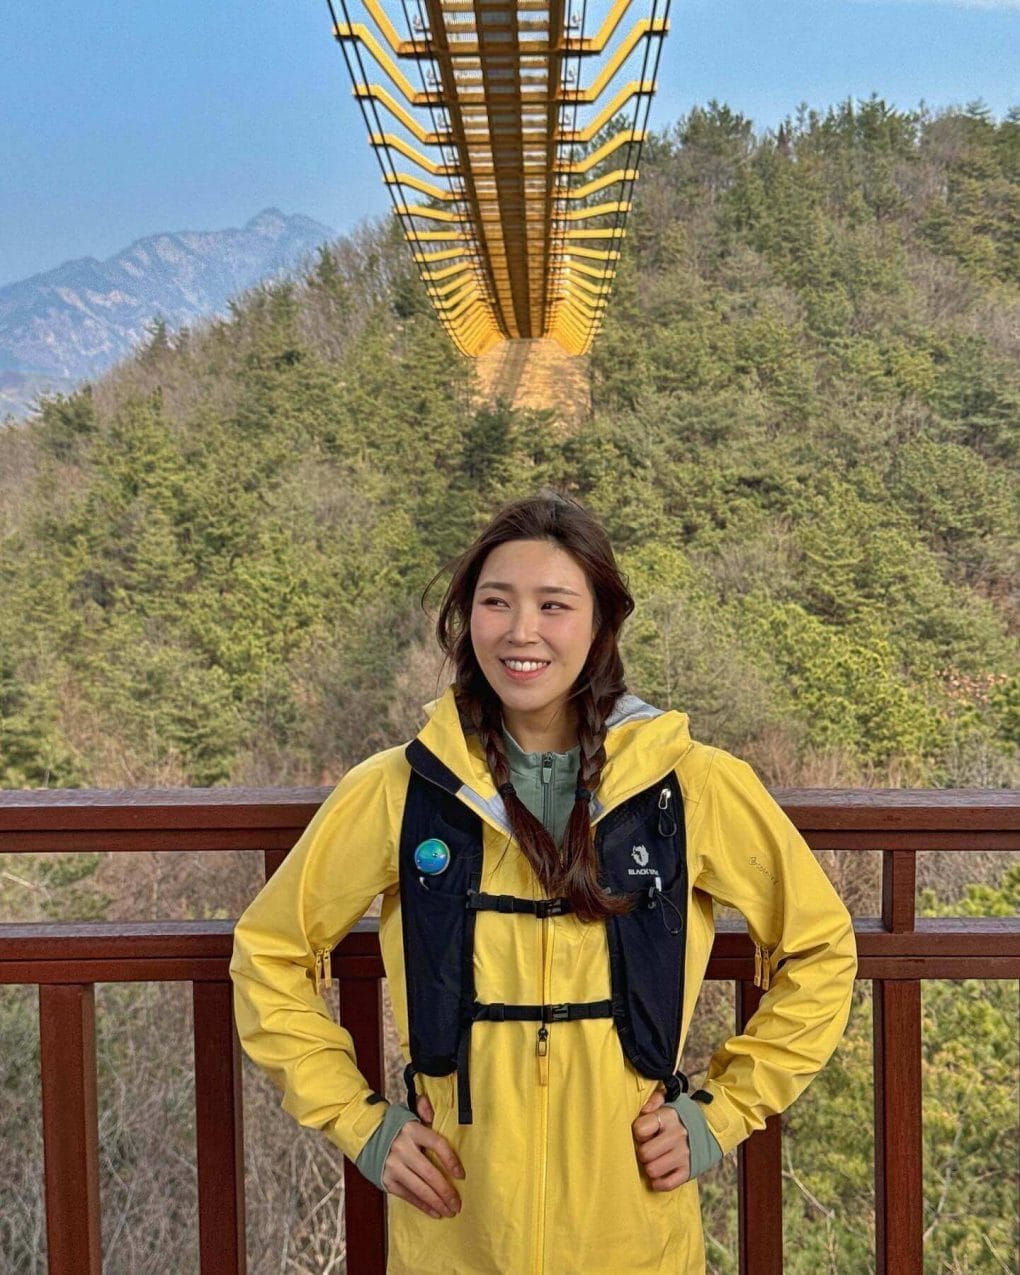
540, 752, 553, 828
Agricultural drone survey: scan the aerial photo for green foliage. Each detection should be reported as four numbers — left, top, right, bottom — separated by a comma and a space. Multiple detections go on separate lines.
744, 598, 942, 766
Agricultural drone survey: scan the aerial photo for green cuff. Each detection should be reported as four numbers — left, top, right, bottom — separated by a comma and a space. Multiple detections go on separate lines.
354, 1103, 420, 1189
668, 1093, 724, 1179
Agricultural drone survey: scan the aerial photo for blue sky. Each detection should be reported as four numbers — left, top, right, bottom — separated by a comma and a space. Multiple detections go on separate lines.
2, 0, 1018, 287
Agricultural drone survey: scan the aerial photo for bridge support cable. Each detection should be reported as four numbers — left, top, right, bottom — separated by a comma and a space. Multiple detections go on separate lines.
325, 0, 670, 355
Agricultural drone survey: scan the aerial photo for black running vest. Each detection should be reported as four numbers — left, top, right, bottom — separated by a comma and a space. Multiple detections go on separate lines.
399, 738, 693, 1124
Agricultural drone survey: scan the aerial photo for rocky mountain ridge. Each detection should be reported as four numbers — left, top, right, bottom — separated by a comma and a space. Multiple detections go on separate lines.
0, 208, 335, 419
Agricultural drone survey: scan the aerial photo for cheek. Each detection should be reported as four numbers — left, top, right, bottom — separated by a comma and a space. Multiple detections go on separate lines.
564, 618, 595, 662
469, 609, 495, 653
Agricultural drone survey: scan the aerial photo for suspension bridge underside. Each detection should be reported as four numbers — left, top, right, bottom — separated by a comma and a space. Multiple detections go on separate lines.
329, 0, 669, 356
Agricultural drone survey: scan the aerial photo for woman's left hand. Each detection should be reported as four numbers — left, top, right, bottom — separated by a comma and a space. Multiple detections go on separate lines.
631, 1088, 691, 1191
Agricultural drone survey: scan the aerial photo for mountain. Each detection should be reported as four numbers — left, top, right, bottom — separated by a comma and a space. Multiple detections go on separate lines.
0, 208, 336, 418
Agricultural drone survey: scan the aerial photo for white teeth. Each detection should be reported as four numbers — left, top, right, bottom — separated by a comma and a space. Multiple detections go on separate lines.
503, 659, 549, 672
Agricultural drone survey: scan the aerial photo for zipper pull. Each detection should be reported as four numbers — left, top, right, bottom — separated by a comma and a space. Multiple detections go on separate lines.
536, 1026, 549, 1085
658, 787, 677, 837
753, 942, 772, 991
312, 946, 333, 994
541, 754, 553, 786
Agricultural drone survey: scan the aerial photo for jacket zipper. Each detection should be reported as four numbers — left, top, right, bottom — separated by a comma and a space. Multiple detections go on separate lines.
536, 751, 556, 1275
312, 945, 332, 995
753, 942, 772, 991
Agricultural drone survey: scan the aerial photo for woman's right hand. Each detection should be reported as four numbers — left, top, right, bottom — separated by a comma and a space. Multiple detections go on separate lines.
380, 1093, 464, 1219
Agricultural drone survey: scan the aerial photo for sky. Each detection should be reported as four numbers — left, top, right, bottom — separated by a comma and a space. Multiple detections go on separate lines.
2, 0, 1018, 288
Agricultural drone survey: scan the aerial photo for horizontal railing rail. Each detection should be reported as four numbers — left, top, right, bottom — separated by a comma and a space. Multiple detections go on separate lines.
1, 787, 1017, 1275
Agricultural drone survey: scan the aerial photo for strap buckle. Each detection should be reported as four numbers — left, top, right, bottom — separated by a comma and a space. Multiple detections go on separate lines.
663, 1071, 691, 1101
537, 897, 568, 918
543, 1003, 570, 1022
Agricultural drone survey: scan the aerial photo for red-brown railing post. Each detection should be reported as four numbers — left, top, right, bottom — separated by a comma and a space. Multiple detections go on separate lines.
338, 960, 388, 1275
264, 848, 288, 879
39, 982, 102, 1275
874, 849, 923, 1274
193, 980, 247, 1274
736, 980, 784, 1275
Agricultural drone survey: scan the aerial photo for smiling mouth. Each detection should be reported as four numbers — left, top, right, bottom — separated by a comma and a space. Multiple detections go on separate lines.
500, 658, 551, 672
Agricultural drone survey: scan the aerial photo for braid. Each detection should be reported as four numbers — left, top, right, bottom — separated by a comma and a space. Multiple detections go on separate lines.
557, 685, 631, 921
576, 685, 610, 793
457, 687, 564, 896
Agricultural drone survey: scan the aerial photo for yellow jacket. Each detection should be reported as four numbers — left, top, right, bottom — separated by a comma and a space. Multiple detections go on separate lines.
230, 687, 857, 1274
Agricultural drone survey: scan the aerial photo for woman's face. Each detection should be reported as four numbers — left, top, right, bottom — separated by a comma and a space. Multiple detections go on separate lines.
470, 538, 597, 748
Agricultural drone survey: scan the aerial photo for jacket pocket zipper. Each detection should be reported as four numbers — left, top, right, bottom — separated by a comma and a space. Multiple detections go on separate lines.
312, 945, 333, 994
753, 941, 772, 991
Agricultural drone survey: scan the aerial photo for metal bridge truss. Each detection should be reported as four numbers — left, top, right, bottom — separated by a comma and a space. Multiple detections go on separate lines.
325, 0, 670, 356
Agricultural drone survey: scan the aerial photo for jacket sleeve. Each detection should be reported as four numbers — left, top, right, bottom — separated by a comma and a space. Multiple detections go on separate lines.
229, 750, 402, 1161
688, 747, 857, 1157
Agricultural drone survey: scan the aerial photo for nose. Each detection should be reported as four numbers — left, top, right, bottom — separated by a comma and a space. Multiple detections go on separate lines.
506, 604, 540, 644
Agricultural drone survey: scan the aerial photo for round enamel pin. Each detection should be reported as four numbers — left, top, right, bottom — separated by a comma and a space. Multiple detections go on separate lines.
414, 837, 451, 876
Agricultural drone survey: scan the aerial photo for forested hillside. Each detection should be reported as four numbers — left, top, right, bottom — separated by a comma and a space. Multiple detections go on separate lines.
1, 99, 1016, 796
0, 100, 1017, 1273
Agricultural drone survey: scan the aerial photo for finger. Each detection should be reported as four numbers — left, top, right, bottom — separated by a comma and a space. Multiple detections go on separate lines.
639, 1089, 666, 1115
642, 1144, 690, 1180
416, 1125, 465, 1180
635, 1117, 685, 1164
386, 1127, 462, 1213
384, 1176, 443, 1219
401, 1132, 463, 1211
636, 1130, 678, 1164
387, 1158, 460, 1217
632, 1108, 676, 1142
416, 1093, 435, 1125
651, 1166, 692, 1192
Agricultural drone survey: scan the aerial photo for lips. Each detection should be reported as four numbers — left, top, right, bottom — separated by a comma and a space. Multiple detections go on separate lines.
499, 658, 550, 682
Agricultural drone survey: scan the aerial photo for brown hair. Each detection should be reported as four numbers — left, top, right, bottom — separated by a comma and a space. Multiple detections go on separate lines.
423, 491, 636, 922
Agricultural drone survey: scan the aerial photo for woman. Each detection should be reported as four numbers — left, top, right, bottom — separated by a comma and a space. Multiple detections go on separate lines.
230, 491, 857, 1274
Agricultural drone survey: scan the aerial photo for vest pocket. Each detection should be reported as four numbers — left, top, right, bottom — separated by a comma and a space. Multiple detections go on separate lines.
597, 781, 685, 897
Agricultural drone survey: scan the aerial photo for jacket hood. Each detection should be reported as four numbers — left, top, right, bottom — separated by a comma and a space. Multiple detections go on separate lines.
416, 684, 693, 833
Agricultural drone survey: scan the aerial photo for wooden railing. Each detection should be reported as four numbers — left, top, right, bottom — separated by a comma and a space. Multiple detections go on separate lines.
1, 787, 1017, 1275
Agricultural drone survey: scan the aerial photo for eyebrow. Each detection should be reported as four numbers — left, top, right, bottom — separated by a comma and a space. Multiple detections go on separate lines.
476, 580, 582, 598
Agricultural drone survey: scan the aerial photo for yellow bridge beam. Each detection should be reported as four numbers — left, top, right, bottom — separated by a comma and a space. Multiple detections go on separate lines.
330, 0, 670, 356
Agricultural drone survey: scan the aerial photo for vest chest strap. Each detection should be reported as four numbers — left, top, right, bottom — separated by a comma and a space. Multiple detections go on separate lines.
470, 999, 613, 1023
466, 890, 571, 918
